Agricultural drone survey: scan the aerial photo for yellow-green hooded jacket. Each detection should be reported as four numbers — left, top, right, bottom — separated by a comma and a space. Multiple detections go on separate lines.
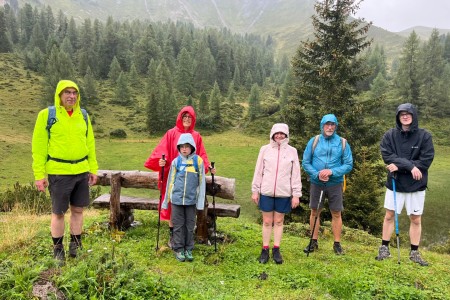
32, 80, 98, 180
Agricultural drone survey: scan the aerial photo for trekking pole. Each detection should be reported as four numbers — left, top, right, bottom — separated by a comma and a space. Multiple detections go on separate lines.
155, 154, 165, 252
307, 188, 324, 257
392, 174, 401, 264
210, 162, 217, 252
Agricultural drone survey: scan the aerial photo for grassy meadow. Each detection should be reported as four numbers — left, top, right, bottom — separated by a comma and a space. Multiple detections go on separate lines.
1, 53, 450, 298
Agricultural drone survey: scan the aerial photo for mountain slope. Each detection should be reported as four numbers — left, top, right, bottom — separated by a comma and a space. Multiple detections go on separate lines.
14, 0, 410, 58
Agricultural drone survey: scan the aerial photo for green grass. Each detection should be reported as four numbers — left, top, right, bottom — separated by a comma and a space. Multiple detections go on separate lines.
2, 52, 450, 299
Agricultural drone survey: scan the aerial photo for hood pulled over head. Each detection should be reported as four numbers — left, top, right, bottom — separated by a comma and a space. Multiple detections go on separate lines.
54, 80, 80, 110
320, 114, 338, 135
177, 133, 196, 154
396, 103, 418, 131
270, 123, 289, 143
176, 106, 197, 132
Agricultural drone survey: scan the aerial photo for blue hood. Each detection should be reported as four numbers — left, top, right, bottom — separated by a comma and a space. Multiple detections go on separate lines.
320, 114, 339, 136
177, 133, 197, 154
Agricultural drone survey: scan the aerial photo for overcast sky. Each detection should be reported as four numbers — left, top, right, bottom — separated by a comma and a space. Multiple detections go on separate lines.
353, 0, 450, 32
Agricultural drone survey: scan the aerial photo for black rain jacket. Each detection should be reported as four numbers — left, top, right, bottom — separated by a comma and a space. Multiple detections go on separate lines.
380, 103, 434, 192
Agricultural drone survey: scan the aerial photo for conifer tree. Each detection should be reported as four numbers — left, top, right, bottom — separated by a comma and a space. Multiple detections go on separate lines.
418, 29, 447, 118
176, 47, 194, 96
128, 63, 140, 88
209, 81, 222, 122
0, 10, 12, 53
227, 81, 235, 104
187, 95, 195, 109
108, 56, 122, 82
82, 66, 98, 106
112, 71, 131, 106
43, 45, 75, 106
394, 31, 421, 104
198, 90, 209, 116
248, 84, 260, 121
283, 0, 384, 233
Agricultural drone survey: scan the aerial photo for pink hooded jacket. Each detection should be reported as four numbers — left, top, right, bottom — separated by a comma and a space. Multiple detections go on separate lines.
251, 123, 302, 198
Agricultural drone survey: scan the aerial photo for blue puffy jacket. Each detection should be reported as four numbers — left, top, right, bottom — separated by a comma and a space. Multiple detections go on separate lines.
302, 114, 353, 187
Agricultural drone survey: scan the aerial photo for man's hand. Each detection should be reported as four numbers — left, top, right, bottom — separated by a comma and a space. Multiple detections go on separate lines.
411, 166, 422, 181
318, 169, 332, 182
386, 163, 398, 173
35, 179, 48, 192
89, 173, 98, 186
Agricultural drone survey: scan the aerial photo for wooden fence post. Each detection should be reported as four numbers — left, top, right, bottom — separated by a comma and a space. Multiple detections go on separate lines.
109, 172, 122, 230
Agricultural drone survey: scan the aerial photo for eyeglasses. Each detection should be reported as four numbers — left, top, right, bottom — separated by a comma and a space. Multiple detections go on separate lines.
63, 90, 78, 96
324, 123, 336, 127
182, 115, 192, 120
399, 112, 411, 118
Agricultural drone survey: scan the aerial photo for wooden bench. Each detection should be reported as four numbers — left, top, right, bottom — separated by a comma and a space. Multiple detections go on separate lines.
92, 170, 239, 243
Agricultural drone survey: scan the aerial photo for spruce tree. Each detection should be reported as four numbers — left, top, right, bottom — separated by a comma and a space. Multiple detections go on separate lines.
0, 10, 12, 53
108, 56, 122, 83
176, 47, 194, 96
394, 31, 421, 104
209, 81, 222, 123
112, 72, 131, 106
82, 66, 98, 106
284, 0, 384, 233
198, 91, 209, 116
248, 84, 260, 121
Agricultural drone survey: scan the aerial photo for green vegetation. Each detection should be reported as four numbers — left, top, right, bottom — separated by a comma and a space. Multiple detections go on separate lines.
1, 1, 450, 298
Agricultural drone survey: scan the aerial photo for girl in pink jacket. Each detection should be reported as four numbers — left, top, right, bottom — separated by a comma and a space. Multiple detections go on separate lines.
251, 123, 302, 264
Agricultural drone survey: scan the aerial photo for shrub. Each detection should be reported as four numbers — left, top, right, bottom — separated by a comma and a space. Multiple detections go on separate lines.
109, 129, 127, 139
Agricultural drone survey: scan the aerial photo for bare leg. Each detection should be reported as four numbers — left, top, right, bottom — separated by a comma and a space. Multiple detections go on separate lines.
261, 211, 274, 247
381, 209, 395, 241
273, 212, 285, 246
331, 210, 342, 242
70, 205, 84, 235
310, 208, 322, 239
409, 214, 422, 246
51, 213, 65, 237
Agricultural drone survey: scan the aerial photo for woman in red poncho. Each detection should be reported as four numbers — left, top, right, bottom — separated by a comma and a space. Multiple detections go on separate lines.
144, 106, 213, 248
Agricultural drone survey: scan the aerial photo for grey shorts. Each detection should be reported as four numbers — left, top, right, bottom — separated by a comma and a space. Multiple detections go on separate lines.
309, 183, 343, 212
48, 172, 90, 214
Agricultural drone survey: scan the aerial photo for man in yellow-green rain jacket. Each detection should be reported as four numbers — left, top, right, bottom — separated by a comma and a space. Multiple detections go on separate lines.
32, 80, 98, 264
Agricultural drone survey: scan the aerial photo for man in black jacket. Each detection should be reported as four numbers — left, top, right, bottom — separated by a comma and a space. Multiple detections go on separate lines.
375, 103, 434, 266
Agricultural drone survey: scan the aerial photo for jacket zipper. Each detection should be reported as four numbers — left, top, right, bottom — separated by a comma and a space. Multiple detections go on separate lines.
273, 144, 280, 197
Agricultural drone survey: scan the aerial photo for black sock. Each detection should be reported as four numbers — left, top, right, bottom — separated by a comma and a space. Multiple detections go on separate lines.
382, 240, 390, 247
70, 234, 82, 244
334, 241, 340, 245
312, 239, 317, 242
169, 227, 173, 235
411, 244, 419, 251
52, 236, 64, 246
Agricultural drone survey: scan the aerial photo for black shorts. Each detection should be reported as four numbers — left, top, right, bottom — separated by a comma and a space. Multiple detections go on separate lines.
309, 183, 343, 212
48, 172, 90, 214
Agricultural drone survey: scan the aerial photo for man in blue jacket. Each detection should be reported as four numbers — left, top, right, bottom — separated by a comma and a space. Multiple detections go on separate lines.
375, 103, 434, 266
302, 114, 353, 255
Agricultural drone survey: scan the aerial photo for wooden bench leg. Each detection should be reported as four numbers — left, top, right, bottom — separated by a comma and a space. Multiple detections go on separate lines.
195, 196, 209, 244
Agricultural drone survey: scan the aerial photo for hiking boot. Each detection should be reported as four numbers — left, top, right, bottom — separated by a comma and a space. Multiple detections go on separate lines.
303, 240, 318, 253
409, 250, 428, 266
175, 250, 185, 262
272, 248, 283, 264
69, 241, 82, 258
53, 244, 65, 266
258, 248, 269, 264
333, 242, 344, 255
185, 250, 194, 262
375, 245, 391, 261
